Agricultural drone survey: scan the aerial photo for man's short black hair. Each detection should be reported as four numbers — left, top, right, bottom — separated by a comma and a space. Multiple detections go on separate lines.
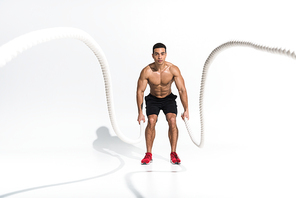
153, 43, 166, 53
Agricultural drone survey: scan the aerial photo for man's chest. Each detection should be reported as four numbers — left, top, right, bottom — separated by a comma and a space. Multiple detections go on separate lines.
148, 71, 174, 86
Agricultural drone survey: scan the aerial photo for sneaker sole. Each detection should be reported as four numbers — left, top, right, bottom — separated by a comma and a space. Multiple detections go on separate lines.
141, 159, 153, 165
170, 160, 181, 165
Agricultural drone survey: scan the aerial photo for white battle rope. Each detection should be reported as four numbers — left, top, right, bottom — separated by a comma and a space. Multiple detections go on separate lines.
1, 28, 296, 148
0, 27, 144, 144
194, 41, 296, 148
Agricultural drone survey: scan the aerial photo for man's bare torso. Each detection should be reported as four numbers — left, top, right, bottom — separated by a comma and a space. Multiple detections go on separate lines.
146, 61, 175, 98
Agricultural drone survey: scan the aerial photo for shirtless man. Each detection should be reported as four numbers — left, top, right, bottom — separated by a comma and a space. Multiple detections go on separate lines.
136, 43, 189, 165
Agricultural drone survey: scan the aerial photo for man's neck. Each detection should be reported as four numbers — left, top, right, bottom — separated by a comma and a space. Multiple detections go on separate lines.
154, 61, 166, 71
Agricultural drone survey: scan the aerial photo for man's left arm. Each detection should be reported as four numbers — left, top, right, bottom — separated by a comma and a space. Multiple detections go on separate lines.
171, 65, 189, 120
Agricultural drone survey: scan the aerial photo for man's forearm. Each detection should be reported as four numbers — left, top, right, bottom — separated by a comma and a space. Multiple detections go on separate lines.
137, 91, 144, 114
179, 89, 188, 111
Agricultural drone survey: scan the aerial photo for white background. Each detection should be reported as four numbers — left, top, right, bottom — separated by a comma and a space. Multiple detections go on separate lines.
0, 0, 296, 197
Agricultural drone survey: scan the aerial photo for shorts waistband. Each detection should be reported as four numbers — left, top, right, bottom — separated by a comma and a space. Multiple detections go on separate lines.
148, 93, 175, 99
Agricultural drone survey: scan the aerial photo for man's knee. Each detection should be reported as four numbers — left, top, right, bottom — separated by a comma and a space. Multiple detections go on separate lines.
166, 114, 177, 126
148, 115, 157, 126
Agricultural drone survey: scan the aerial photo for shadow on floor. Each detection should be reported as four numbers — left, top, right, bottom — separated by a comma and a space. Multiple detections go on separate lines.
93, 126, 167, 162
93, 126, 143, 160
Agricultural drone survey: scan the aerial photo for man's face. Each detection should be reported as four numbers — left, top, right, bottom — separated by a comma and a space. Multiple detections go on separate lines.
152, 48, 167, 65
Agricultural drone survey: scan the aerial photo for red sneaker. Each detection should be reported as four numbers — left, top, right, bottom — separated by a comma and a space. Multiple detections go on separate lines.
141, 152, 153, 165
170, 152, 181, 164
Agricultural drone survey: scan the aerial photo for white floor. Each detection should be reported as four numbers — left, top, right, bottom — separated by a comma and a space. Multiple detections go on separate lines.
1, 114, 296, 198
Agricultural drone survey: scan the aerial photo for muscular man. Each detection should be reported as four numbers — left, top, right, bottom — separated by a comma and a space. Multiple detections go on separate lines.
136, 43, 189, 165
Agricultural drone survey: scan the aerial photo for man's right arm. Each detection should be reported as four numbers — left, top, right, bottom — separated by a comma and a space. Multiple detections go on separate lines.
136, 67, 148, 124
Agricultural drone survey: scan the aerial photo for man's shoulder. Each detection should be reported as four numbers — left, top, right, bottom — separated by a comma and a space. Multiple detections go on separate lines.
166, 61, 174, 67
144, 63, 156, 72
166, 62, 178, 69
167, 62, 180, 74
139, 64, 153, 79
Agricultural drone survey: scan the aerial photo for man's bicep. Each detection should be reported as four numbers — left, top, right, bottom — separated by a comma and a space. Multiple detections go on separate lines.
174, 75, 186, 91
172, 67, 185, 91
137, 71, 148, 93
137, 78, 148, 92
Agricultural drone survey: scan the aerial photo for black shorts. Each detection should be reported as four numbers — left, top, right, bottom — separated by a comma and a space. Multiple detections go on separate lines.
145, 93, 178, 116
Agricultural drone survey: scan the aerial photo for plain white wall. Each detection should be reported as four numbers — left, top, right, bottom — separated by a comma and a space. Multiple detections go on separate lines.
1, 0, 296, 152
